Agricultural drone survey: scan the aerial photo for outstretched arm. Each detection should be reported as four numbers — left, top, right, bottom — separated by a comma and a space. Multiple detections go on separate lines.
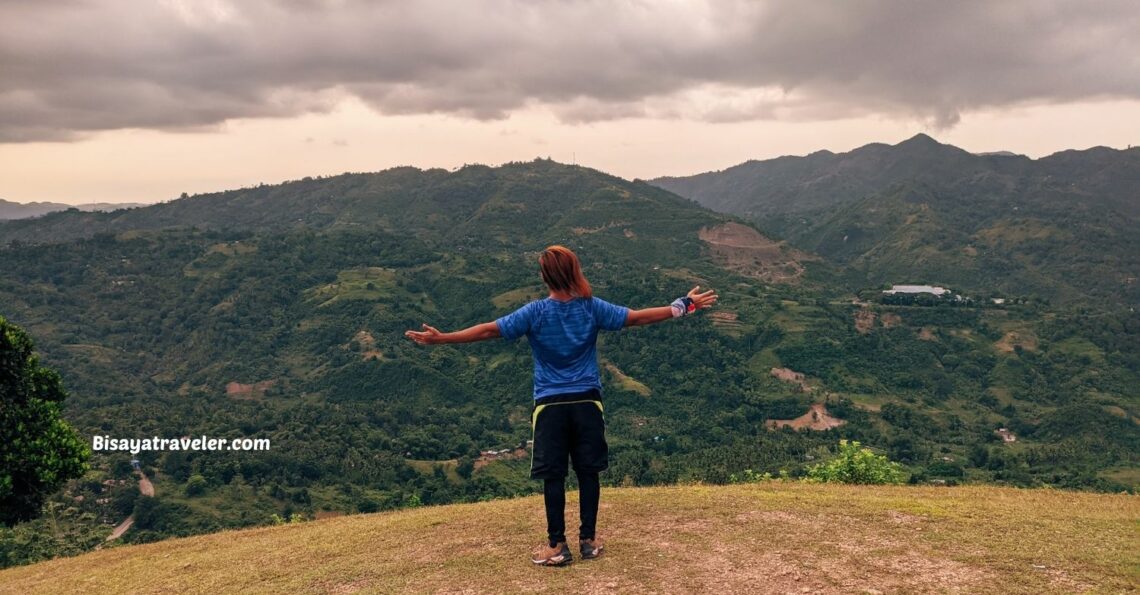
404, 321, 501, 345
625, 285, 717, 327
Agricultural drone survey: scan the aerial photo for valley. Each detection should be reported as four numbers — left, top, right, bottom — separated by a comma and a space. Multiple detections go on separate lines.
1, 150, 1137, 568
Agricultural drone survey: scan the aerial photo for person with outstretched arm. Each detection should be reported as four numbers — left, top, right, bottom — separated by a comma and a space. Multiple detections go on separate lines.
404, 245, 717, 566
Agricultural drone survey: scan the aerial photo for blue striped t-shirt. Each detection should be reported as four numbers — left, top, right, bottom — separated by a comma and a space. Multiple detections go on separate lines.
495, 296, 630, 400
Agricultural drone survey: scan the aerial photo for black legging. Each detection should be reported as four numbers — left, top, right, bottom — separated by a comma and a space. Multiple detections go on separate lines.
544, 472, 600, 546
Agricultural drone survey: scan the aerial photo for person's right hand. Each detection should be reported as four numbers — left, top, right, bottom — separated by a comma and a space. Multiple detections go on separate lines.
688, 285, 718, 310
404, 323, 444, 345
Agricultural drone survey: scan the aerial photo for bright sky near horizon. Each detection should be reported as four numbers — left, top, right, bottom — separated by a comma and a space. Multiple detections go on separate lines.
3, 1, 1138, 205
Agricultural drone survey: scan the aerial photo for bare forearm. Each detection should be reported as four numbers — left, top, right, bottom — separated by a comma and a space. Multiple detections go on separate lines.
438, 321, 501, 343
625, 306, 675, 327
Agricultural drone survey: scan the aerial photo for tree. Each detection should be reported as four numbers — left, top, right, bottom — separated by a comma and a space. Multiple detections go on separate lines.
805, 440, 907, 485
0, 316, 89, 526
184, 474, 208, 497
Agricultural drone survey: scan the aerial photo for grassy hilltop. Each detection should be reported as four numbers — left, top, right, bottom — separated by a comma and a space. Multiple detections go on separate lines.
1, 482, 1136, 594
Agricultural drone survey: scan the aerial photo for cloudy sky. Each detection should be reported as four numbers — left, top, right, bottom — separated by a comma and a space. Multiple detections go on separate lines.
3, 0, 1139, 204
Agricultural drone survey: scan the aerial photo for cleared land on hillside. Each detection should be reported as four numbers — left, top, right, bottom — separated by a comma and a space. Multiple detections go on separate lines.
1, 483, 1135, 594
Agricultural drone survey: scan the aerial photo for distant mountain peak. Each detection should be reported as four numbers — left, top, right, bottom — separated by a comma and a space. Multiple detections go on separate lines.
897, 133, 941, 147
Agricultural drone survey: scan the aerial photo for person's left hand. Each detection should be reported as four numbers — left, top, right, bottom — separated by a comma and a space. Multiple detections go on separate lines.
687, 285, 718, 310
404, 323, 444, 345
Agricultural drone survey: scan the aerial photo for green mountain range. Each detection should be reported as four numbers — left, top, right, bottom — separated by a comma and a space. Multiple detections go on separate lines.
652, 134, 1140, 305
1, 155, 1137, 568
0, 199, 149, 220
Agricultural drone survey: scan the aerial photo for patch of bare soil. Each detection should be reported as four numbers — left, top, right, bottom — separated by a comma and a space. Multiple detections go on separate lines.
699, 222, 814, 284
854, 308, 876, 334
709, 310, 744, 334
995, 330, 1038, 353
709, 311, 739, 323
354, 330, 383, 361
770, 367, 812, 392
634, 507, 991, 595
880, 312, 902, 328
138, 473, 154, 498
225, 380, 276, 399
767, 403, 846, 431
918, 327, 937, 341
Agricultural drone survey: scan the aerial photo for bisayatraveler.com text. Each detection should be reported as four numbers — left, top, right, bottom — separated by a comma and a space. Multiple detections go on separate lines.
92, 435, 271, 454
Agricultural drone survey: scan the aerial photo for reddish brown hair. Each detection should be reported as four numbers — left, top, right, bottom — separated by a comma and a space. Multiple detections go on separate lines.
538, 245, 592, 298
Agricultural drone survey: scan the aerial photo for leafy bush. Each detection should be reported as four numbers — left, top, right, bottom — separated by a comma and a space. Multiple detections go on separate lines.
805, 440, 907, 485
0, 316, 89, 526
728, 469, 773, 484
184, 474, 208, 497
270, 513, 306, 525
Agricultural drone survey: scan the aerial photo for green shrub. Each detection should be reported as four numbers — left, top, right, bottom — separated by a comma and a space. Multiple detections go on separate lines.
184, 474, 208, 497
805, 440, 907, 485
728, 469, 773, 484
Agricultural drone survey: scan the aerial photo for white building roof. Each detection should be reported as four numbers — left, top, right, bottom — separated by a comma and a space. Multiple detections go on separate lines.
882, 284, 950, 295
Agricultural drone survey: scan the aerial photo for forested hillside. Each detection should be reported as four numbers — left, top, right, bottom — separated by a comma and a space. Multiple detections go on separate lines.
0, 199, 148, 220
1, 158, 1137, 568
653, 135, 1140, 304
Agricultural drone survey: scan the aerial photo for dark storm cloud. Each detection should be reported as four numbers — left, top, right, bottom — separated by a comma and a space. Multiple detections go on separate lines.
2, 0, 1138, 141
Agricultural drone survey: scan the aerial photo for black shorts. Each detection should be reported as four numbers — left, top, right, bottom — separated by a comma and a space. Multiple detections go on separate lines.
530, 388, 608, 480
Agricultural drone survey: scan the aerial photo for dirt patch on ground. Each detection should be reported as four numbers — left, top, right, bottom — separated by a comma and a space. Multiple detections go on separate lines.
767, 403, 846, 431
995, 330, 1038, 353
854, 308, 876, 334
880, 312, 903, 327
770, 367, 812, 392
225, 380, 275, 399
636, 506, 989, 595
353, 330, 383, 361
699, 222, 814, 284
918, 327, 937, 341
708, 310, 744, 335
709, 311, 739, 323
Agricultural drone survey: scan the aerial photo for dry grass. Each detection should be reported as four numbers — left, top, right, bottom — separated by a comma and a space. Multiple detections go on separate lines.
1, 483, 1136, 594
601, 360, 651, 397
490, 286, 546, 309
